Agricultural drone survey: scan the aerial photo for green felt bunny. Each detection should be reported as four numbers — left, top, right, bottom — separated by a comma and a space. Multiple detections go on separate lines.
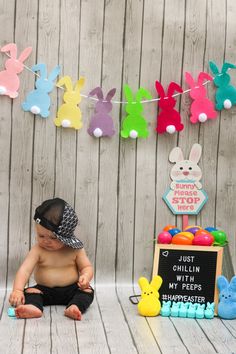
120, 85, 152, 139
209, 61, 236, 110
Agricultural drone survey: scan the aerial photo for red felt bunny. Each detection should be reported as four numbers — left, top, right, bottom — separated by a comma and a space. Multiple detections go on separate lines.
185, 72, 217, 123
155, 81, 184, 134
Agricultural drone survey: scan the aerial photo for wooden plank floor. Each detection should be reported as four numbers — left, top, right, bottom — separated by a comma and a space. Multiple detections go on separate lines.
1, 287, 236, 354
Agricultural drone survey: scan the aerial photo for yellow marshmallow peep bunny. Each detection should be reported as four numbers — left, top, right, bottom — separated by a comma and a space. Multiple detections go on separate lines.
54, 76, 85, 129
138, 275, 163, 317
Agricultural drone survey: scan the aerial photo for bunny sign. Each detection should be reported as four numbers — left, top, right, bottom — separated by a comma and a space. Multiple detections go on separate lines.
163, 144, 208, 216
0, 43, 32, 98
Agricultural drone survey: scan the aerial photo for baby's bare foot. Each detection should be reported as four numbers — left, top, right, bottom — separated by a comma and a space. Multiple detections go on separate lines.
64, 305, 82, 320
15, 304, 42, 319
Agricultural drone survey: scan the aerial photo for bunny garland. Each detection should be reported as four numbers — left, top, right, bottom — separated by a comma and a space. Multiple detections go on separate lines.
120, 85, 152, 139
22, 63, 61, 118
54, 76, 85, 130
185, 72, 217, 123
209, 61, 236, 110
155, 81, 184, 134
88, 87, 116, 137
1, 43, 236, 136
0, 43, 32, 98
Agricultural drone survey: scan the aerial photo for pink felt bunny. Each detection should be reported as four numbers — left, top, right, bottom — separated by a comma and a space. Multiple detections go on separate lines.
87, 87, 116, 137
0, 43, 32, 98
155, 81, 184, 134
185, 72, 217, 123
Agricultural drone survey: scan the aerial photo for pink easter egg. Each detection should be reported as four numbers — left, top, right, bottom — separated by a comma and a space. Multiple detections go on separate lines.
157, 231, 172, 244
193, 229, 214, 246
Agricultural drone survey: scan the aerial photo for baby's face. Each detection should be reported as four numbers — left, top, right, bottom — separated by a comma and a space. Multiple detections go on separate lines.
35, 224, 65, 251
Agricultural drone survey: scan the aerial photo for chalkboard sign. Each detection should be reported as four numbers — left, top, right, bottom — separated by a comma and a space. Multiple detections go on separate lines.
152, 244, 223, 308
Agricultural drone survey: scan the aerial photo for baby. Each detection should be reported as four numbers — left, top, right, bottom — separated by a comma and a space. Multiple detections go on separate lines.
9, 198, 94, 320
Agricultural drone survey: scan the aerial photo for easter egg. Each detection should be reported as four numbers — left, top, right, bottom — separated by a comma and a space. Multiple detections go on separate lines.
211, 230, 228, 246
171, 234, 193, 245
205, 226, 218, 232
184, 225, 202, 234
177, 232, 194, 241
193, 230, 214, 246
168, 228, 181, 236
163, 225, 176, 232
157, 232, 172, 244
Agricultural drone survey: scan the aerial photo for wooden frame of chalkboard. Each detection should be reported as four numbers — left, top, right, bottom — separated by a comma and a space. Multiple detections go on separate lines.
152, 244, 223, 311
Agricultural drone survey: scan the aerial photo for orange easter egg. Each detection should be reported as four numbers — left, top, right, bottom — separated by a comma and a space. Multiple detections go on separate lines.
171, 234, 193, 245
163, 224, 176, 232
177, 232, 194, 240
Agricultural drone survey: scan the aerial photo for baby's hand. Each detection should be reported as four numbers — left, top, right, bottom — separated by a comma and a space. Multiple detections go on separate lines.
78, 275, 90, 290
9, 290, 25, 307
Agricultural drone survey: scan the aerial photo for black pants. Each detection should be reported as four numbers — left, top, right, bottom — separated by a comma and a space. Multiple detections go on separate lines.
24, 283, 94, 313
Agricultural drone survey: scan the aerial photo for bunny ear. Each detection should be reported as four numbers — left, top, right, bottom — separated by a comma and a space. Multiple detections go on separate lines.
217, 275, 229, 291
1, 43, 17, 59
189, 143, 202, 163
89, 87, 104, 100
74, 77, 85, 92
18, 47, 32, 63
185, 72, 195, 88
167, 82, 183, 97
209, 61, 219, 75
150, 275, 163, 290
48, 65, 61, 82
138, 277, 149, 291
229, 276, 236, 292
222, 62, 236, 73
31, 63, 47, 79
105, 88, 116, 101
169, 147, 184, 163
124, 84, 134, 103
197, 72, 213, 85
57, 76, 73, 91
135, 88, 152, 102
155, 80, 165, 98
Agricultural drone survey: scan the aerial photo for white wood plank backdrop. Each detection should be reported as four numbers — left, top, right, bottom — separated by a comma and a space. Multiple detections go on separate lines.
0, 0, 236, 290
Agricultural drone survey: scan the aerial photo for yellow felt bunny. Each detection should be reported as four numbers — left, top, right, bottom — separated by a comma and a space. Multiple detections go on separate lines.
54, 76, 85, 130
138, 275, 163, 317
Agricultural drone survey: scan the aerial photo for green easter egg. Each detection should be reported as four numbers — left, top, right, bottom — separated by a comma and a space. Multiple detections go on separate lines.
211, 230, 228, 246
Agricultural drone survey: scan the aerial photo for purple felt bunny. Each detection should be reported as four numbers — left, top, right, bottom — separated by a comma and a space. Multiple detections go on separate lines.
87, 87, 116, 137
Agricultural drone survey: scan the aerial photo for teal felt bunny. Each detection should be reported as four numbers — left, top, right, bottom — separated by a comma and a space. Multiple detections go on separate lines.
209, 61, 236, 110
120, 85, 152, 139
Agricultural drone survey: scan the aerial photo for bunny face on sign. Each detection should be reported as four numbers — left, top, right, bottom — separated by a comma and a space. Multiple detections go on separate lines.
169, 144, 202, 190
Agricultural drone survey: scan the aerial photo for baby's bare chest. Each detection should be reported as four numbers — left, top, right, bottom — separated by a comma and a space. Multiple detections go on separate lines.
38, 249, 77, 268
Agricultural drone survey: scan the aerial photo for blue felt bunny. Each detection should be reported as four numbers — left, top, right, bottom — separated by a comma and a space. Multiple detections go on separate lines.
217, 275, 236, 319
22, 63, 61, 118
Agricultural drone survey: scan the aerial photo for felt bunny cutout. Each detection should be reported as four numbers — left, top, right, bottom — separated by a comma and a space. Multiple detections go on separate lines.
169, 143, 202, 190
185, 72, 217, 123
120, 85, 152, 139
22, 63, 61, 118
138, 276, 163, 317
87, 87, 116, 137
217, 275, 236, 319
54, 76, 85, 130
209, 61, 236, 110
0, 43, 32, 98
155, 81, 184, 134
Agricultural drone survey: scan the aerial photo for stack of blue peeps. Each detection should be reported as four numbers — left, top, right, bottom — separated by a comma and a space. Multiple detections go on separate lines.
161, 301, 215, 319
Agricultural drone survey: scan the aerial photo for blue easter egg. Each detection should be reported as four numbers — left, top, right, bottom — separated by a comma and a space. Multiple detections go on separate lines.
168, 228, 181, 236
205, 227, 218, 232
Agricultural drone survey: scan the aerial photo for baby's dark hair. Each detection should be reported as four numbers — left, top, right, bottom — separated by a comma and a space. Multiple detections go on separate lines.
34, 198, 66, 231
